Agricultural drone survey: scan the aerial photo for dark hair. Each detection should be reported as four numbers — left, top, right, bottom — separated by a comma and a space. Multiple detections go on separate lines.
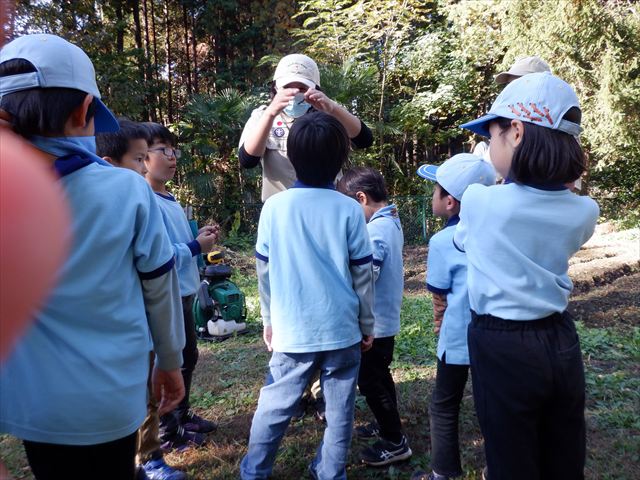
493, 107, 585, 184
96, 118, 150, 161
436, 182, 452, 199
336, 166, 388, 202
142, 121, 177, 146
0, 59, 96, 136
287, 111, 349, 186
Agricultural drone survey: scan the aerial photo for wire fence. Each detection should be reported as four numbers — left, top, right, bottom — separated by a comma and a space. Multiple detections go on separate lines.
191, 194, 441, 247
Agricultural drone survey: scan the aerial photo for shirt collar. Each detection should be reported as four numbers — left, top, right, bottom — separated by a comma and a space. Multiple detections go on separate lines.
445, 215, 460, 228
292, 180, 335, 190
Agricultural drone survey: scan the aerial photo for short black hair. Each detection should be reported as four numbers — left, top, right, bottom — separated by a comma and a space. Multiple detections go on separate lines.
336, 166, 388, 202
287, 111, 349, 186
96, 118, 150, 161
142, 122, 177, 146
493, 107, 585, 184
436, 182, 452, 199
0, 58, 96, 136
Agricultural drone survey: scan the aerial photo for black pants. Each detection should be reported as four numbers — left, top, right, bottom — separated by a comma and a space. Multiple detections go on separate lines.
160, 294, 199, 436
357, 336, 403, 443
23, 432, 137, 480
429, 354, 469, 477
468, 311, 586, 480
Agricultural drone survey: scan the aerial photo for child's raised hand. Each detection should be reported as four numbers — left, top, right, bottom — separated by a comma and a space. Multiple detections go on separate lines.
196, 230, 216, 253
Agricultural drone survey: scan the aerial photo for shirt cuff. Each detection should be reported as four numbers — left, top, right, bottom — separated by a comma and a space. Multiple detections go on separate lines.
188, 240, 201, 256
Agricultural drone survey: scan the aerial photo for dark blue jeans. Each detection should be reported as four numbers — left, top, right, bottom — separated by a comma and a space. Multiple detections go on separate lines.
468, 311, 586, 480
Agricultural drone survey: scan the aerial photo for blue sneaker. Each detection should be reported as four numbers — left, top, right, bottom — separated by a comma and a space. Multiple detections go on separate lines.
142, 458, 187, 480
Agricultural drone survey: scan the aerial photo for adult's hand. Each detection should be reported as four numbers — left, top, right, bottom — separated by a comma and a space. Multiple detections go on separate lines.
265, 87, 299, 118
152, 367, 185, 416
304, 88, 336, 115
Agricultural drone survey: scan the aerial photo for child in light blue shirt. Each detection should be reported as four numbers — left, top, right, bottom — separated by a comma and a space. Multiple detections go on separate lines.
457, 72, 599, 479
337, 167, 411, 467
144, 123, 219, 452
241, 112, 375, 480
0, 34, 185, 479
412, 154, 495, 480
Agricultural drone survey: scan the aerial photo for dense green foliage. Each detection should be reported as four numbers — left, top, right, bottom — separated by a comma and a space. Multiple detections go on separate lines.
7, 0, 640, 227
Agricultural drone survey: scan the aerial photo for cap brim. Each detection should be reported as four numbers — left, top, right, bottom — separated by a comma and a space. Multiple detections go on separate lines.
416, 164, 438, 181
93, 99, 119, 133
275, 75, 317, 90
459, 114, 498, 138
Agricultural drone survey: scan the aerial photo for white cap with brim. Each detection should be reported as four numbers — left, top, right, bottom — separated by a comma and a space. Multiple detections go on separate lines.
417, 153, 496, 201
495, 55, 551, 84
273, 54, 320, 90
0, 34, 119, 133
460, 72, 581, 139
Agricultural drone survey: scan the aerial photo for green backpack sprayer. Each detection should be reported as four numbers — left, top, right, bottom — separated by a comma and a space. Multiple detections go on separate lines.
192, 250, 248, 341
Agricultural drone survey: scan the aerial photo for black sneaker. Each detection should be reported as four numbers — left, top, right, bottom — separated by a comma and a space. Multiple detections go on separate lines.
161, 425, 207, 452
181, 410, 217, 433
360, 435, 412, 466
354, 422, 380, 439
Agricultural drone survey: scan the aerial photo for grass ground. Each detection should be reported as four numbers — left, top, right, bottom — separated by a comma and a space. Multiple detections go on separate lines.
2, 236, 639, 479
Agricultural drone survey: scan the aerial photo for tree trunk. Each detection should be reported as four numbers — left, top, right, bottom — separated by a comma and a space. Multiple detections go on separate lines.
150, 0, 162, 120
115, 0, 124, 53
129, 0, 149, 119
142, 0, 156, 121
182, 2, 193, 96
163, 0, 174, 122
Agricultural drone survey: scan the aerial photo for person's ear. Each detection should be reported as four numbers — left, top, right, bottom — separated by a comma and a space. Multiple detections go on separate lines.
355, 191, 368, 206
510, 119, 525, 148
445, 195, 458, 212
102, 156, 118, 167
68, 94, 94, 129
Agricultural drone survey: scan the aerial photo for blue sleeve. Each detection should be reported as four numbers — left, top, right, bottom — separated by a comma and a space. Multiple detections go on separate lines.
367, 222, 387, 268
134, 183, 175, 278
348, 207, 373, 265
454, 185, 481, 252
172, 240, 198, 271
426, 238, 452, 294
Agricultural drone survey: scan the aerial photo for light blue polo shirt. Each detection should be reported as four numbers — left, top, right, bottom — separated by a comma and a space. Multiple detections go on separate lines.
454, 183, 599, 320
368, 204, 404, 338
0, 156, 175, 445
255, 182, 373, 353
155, 192, 201, 297
427, 216, 471, 365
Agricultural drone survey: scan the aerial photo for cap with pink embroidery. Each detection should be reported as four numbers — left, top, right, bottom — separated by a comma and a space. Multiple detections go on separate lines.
460, 72, 581, 138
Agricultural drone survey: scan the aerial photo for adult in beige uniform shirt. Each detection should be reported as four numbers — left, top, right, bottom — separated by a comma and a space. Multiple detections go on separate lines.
238, 54, 373, 202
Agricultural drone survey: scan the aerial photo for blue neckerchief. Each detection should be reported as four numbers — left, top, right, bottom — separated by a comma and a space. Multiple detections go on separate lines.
29, 135, 113, 168
445, 215, 460, 228
292, 180, 335, 190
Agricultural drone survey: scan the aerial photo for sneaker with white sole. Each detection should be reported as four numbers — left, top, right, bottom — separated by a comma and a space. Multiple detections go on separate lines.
181, 409, 217, 433
142, 458, 187, 480
360, 435, 412, 466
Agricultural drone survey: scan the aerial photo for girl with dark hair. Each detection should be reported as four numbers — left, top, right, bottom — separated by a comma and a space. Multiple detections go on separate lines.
455, 72, 599, 480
